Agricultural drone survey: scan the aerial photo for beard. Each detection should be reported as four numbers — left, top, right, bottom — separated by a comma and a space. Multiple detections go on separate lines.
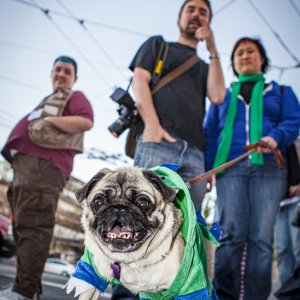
179, 24, 197, 40
179, 19, 200, 41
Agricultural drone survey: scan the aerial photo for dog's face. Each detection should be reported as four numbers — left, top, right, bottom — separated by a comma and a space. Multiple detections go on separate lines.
77, 167, 180, 256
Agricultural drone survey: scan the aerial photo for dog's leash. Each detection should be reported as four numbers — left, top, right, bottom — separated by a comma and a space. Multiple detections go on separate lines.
186, 141, 284, 188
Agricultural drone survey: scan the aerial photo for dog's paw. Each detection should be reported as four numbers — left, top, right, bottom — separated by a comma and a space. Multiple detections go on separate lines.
78, 288, 101, 300
64, 277, 98, 299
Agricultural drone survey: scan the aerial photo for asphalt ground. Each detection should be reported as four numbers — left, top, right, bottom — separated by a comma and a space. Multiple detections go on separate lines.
0, 257, 280, 299
0, 258, 111, 300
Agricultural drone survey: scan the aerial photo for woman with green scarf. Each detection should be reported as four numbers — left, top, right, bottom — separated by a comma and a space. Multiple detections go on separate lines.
204, 37, 300, 300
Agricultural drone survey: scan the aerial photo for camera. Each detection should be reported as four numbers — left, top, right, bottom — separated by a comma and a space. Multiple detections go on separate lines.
108, 88, 138, 138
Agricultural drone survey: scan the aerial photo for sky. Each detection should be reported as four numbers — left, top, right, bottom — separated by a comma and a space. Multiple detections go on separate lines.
0, 0, 300, 183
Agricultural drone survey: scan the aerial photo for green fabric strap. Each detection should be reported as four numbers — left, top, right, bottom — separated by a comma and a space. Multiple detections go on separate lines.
213, 73, 265, 171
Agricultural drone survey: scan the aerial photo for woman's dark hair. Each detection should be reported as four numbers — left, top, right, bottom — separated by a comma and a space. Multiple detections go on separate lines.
231, 37, 270, 76
178, 0, 213, 23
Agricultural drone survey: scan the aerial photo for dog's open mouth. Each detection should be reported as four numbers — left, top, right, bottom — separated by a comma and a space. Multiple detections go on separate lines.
104, 223, 147, 244
107, 225, 133, 240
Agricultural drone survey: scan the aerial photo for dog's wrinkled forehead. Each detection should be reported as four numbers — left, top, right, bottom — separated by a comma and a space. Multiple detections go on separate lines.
90, 168, 153, 199
76, 167, 176, 204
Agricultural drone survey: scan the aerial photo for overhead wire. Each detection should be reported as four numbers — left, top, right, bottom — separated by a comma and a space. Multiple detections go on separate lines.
27, 0, 112, 87
11, 0, 148, 37
0, 109, 19, 122
0, 40, 58, 56
55, 0, 128, 79
247, 0, 300, 66
0, 116, 15, 127
0, 120, 13, 129
288, 0, 300, 18
7, 0, 300, 85
0, 75, 46, 91
0, 108, 18, 129
0, 40, 128, 69
215, 0, 238, 16
272, 64, 300, 81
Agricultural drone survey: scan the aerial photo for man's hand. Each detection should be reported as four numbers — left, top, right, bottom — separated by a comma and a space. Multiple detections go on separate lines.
197, 18, 225, 104
143, 124, 176, 143
194, 18, 216, 54
257, 136, 278, 154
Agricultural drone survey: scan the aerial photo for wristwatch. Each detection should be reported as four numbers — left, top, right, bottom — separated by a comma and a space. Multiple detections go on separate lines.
209, 52, 220, 60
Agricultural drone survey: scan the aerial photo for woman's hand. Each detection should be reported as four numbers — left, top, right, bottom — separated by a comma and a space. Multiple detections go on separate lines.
288, 184, 300, 197
257, 136, 278, 153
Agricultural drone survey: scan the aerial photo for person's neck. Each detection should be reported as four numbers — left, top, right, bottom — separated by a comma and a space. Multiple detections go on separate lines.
178, 35, 198, 49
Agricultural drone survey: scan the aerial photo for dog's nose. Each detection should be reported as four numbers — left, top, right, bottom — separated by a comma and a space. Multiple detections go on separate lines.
112, 207, 126, 213
113, 206, 126, 213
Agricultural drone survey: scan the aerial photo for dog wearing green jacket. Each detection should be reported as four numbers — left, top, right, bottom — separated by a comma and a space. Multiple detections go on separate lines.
65, 165, 218, 300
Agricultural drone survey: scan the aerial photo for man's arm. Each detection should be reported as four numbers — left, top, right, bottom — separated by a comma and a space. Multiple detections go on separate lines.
132, 67, 176, 143
194, 19, 225, 104
207, 57, 225, 104
44, 115, 93, 134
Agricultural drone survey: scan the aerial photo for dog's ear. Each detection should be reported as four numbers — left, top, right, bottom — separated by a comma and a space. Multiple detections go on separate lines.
143, 170, 176, 202
76, 168, 111, 203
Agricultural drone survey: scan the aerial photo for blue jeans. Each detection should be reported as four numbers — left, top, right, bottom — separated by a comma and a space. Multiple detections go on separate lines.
214, 157, 287, 300
274, 200, 300, 284
134, 135, 206, 213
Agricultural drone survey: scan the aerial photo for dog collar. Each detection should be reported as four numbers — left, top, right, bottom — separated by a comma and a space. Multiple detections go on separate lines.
111, 262, 121, 280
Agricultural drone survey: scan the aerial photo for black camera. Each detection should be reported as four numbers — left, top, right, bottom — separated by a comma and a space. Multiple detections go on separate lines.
108, 88, 138, 138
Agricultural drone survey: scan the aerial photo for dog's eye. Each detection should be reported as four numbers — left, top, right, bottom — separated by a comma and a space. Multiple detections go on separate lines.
91, 195, 106, 213
135, 196, 150, 211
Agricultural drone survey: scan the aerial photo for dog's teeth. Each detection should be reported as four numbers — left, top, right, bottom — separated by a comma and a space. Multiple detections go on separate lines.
107, 232, 134, 240
107, 233, 117, 239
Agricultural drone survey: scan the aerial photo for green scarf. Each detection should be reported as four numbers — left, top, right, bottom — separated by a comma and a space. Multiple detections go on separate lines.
213, 73, 265, 171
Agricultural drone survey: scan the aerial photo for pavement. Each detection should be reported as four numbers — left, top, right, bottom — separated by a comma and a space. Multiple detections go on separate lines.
0, 257, 111, 299
1, 257, 281, 300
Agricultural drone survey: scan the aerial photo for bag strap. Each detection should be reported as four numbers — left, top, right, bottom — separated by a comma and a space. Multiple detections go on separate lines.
128, 38, 199, 96
152, 55, 200, 95
126, 39, 168, 91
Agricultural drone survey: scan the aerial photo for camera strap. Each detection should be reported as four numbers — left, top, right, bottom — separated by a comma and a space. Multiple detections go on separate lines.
152, 40, 169, 86
127, 39, 199, 96
126, 39, 168, 91
152, 55, 199, 96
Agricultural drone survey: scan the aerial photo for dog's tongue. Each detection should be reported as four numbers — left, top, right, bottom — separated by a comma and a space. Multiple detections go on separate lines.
107, 225, 133, 239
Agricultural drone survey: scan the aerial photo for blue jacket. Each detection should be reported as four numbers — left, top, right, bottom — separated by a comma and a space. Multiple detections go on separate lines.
204, 81, 300, 171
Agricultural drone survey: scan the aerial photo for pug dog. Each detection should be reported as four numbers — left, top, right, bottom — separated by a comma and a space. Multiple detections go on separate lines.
66, 166, 185, 299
